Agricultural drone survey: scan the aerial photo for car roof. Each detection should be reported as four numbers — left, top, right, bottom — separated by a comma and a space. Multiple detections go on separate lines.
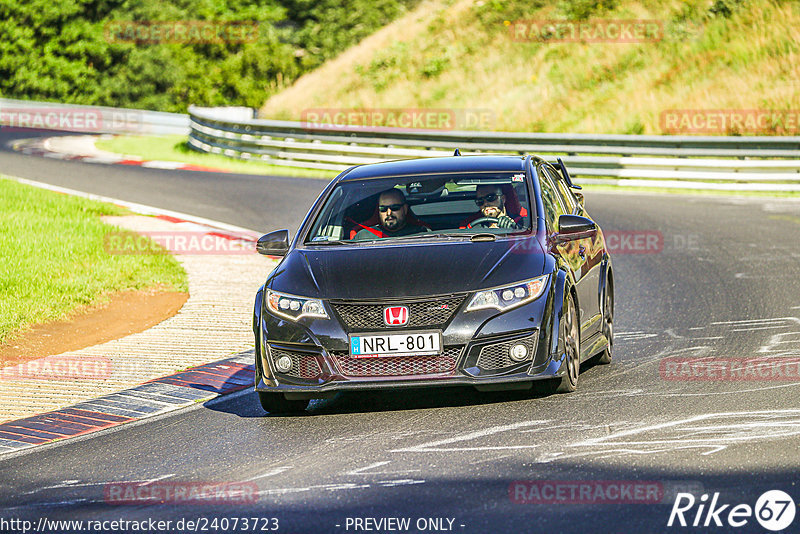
338, 155, 528, 182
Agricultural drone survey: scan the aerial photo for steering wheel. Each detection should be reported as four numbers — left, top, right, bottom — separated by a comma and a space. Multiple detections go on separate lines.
467, 216, 499, 229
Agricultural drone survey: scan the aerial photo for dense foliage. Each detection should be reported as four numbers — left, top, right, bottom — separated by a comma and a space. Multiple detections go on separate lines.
0, 0, 418, 111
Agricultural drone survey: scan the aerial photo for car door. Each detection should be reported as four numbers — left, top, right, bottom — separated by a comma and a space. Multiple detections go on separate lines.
544, 164, 604, 340
537, 164, 597, 341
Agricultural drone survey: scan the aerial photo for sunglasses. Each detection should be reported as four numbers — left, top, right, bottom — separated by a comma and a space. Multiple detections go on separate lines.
378, 203, 405, 212
474, 193, 501, 206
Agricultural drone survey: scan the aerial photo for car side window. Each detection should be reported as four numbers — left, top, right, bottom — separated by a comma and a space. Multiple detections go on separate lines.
537, 166, 566, 232
545, 166, 577, 213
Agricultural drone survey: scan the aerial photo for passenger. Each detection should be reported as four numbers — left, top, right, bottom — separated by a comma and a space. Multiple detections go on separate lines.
463, 185, 521, 229
353, 189, 429, 239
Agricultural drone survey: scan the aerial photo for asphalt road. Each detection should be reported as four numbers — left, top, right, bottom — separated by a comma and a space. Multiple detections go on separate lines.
2, 131, 800, 533
0, 131, 326, 234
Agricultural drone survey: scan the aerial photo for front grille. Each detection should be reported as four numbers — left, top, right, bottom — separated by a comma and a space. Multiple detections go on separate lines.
330, 296, 466, 331
270, 348, 322, 380
476, 334, 537, 371
331, 347, 462, 377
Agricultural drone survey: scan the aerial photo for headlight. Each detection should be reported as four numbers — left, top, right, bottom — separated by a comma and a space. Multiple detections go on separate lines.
266, 289, 329, 321
466, 275, 548, 312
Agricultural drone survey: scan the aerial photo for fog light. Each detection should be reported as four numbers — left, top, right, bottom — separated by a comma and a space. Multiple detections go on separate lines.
509, 344, 528, 362
275, 355, 293, 373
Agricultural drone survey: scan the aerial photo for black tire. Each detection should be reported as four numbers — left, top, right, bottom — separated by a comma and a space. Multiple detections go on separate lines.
556, 294, 580, 393
253, 326, 263, 387
258, 392, 308, 414
597, 276, 614, 365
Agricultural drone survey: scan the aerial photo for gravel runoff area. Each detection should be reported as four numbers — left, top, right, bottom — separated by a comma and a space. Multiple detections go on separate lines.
0, 214, 275, 424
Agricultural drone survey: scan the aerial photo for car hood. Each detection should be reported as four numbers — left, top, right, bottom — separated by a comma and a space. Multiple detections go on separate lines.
268, 238, 547, 300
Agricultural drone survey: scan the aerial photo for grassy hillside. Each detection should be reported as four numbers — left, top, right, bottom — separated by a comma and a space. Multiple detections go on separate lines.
260, 0, 800, 134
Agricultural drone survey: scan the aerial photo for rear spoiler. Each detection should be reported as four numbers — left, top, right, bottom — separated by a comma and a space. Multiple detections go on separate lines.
557, 157, 582, 190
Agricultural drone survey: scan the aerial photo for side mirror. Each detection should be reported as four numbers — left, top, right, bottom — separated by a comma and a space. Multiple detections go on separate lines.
257, 229, 290, 256
555, 214, 596, 244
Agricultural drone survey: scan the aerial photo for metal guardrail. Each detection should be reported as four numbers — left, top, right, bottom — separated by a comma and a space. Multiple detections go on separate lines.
0, 98, 188, 135
188, 106, 800, 190
3, 98, 799, 190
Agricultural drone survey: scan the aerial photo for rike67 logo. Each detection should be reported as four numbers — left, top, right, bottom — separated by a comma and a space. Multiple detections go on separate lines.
668, 490, 796, 531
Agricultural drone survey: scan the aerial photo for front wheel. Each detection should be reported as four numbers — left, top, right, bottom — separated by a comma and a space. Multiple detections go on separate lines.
597, 276, 614, 365
556, 294, 580, 393
258, 392, 308, 414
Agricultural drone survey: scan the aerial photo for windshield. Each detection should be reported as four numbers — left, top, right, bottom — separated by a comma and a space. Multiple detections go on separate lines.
305, 172, 533, 243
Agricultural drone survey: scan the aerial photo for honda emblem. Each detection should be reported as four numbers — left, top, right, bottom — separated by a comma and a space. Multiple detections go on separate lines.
383, 306, 409, 326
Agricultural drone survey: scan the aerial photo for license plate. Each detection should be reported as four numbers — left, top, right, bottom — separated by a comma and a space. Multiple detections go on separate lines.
349, 331, 442, 358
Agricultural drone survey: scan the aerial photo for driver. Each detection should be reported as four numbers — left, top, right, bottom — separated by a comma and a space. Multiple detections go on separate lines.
463, 185, 520, 229
353, 189, 429, 239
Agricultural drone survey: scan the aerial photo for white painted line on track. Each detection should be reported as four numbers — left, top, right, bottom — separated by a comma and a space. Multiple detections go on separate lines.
257, 482, 371, 496
574, 410, 800, 447
137, 473, 176, 486
730, 325, 790, 332
711, 317, 800, 326
243, 466, 295, 482
140, 161, 186, 169
6, 176, 261, 237
535, 410, 800, 462
376, 479, 425, 487
346, 461, 391, 475
391, 420, 549, 453
20, 474, 176, 498
643, 381, 800, 397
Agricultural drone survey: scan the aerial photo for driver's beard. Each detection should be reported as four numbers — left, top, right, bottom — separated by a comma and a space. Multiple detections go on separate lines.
383, 217, 400, 230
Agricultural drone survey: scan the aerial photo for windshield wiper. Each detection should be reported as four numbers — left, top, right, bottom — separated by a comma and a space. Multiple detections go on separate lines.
470, 233, 496, 242
390, 232, 468, 241
305, 239, 350, 246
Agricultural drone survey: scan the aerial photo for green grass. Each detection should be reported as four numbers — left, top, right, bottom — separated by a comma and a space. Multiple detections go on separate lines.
95, 135, 337, 180
261, 0, 800, 135
0, 177, 188, 344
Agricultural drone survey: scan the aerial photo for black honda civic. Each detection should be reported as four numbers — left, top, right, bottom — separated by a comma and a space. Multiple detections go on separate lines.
252, 154, 614, 413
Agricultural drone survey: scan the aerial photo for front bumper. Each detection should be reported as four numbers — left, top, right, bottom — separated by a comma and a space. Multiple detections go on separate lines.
254, 283, 564, 397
